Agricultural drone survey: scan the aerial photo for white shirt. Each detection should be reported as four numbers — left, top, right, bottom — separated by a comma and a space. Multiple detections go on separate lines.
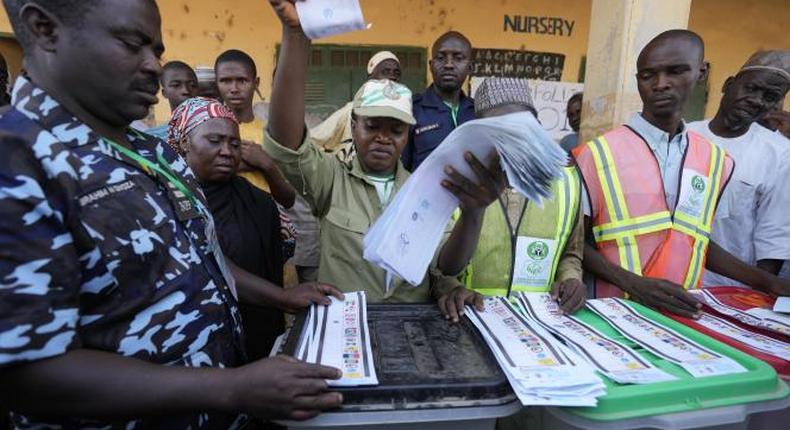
583, 113, 688, 216
688, 120, 790, 287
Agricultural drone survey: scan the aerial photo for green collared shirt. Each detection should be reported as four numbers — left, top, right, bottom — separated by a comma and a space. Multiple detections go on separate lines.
264, 131, 461, 303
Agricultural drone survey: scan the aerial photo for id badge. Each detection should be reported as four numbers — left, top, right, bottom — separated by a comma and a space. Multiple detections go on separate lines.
165, 181, 200, 221
512, 236, 557, 288
676, 168, 709, 219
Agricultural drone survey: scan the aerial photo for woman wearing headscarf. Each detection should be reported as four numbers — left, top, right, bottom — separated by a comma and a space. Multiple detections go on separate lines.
167, 97, 341, 359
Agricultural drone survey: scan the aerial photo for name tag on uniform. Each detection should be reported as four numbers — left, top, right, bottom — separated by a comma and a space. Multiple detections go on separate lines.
415, 123, 440, 135
676, 168, 709, 219
512, 236, 557, 287
165, 180, 200, 221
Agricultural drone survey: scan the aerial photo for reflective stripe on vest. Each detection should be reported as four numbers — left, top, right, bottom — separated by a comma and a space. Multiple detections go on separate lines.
467, 167, 580, 296
579, 127, 730, 291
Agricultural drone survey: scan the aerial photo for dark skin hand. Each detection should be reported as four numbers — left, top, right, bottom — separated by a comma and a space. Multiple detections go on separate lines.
0, 350, 342, 422
438, 286, 484, 323
551, 278, 587, 314
240, 140, 297, 208
706, 241, 790, 297
761, 110, 790, 137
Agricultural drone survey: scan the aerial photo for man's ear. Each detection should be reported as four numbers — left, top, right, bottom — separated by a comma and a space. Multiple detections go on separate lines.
698, 60, 710, 84
20, 3, 62, 53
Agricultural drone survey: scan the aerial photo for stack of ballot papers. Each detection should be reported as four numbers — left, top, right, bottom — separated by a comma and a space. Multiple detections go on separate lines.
295, 0, 369, 40
587, 298, 747, 377
364, 111, 567, 286
295, 291, 378, 387
466, 296, 606, 406
693, 289, 790, 336
515, 292, 677, 384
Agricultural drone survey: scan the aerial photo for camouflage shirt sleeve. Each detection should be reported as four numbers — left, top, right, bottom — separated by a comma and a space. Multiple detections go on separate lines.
0, 134, 82, 368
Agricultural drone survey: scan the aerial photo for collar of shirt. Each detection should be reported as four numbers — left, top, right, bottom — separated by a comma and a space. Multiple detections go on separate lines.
627, 112, 688, 156
421, 84, 474, 112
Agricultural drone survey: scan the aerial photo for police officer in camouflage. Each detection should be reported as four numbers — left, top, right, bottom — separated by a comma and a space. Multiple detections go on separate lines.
0, 0, 344, 428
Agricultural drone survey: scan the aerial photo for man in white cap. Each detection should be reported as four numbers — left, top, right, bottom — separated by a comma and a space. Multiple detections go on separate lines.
310, 50, 402, 159
265, 3, 504, 304
688, 50, 790, 285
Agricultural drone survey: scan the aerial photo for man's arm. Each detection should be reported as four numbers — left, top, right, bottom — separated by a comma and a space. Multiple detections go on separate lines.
268, 2, 311, 151
706, 240, 790, 295
757, 259, 784, 275
0, 350, 341, 422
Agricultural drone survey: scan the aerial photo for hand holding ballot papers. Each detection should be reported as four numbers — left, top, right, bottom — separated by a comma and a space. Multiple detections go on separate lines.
364, 111, 567, 286
295, 291, 378, 387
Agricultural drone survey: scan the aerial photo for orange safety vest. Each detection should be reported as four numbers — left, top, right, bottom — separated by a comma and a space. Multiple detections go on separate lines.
573, 125, 734, 298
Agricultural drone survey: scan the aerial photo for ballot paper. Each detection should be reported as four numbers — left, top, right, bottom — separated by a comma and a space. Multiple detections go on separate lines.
587, 298, 746, 378
694, 289, 790, 336
364, 111, 566, 286
516, 293, 677, 384
466, 296, 606, 406
774, 297, 790, 314
295, 0, 368, 40
294, 291, 378, 387
694, 312, 790, 361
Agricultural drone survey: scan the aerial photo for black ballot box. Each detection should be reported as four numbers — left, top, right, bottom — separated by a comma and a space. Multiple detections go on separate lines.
278, 304, 521, 430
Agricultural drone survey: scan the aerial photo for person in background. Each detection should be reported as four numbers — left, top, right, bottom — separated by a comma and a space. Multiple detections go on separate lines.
574, 30, 790, 320
311, 50, 402, 161
264, 1, 503, 309
214, 49, 295, 207
688, 50, 790, 285
0, 0, 344, 427
402, 31, 475, 171
559, 92, 583, 152
167, 97, 296, 361
0, 53, 10, 107
442, 77, 586, 321
195, 65, 220, 100
147, 60, 198, 140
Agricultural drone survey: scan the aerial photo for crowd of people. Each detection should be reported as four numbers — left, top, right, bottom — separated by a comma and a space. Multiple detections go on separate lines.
0, 0, 788, 429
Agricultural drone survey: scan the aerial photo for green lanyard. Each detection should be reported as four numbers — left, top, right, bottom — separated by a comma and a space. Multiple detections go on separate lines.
104, 138, 203, 215
443, 100, 460, 127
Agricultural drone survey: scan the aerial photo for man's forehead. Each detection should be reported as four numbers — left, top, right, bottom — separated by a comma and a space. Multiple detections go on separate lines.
163, 68, 196, 81
434, 37, 470, 53
638, 41, 700, 69
87, 0, 161, 36
737, 69, 789, 89
216, 62, 254, 78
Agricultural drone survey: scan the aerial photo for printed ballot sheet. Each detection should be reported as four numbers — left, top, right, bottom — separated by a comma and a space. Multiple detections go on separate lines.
294, 291, 378, 387
364, 112, 567, 287
295, 0, 368, 40
466, 296, 606, 406
587, 298, 746, 378
516, 293, 677, 384
695, 312, 790, 361
694, 289, 790, 336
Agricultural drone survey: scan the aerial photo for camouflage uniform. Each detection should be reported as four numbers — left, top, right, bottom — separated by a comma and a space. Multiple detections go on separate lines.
0, 77, 245, 429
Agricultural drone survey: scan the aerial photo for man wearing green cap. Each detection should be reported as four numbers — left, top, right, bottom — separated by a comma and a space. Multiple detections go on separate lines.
264, 0, 504, 308
688, 50, 790, 286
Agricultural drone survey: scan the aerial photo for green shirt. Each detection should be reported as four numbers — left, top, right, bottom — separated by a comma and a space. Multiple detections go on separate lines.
264, 131, 461, 303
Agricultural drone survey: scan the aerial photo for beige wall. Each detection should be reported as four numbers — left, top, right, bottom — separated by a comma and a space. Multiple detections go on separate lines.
0, 0, 787, 122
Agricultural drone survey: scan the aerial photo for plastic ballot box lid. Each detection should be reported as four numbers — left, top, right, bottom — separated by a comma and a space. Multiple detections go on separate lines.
282, 303, 517, 412
552, 300, 789, 425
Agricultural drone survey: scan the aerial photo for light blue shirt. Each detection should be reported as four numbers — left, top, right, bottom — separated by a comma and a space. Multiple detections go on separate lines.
583, 113, 688, 215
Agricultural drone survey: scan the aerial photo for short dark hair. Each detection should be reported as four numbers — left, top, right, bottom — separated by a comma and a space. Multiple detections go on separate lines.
432, 31, 472, 56
214, 49, 257, 78
639, 29, 705, 64
567, 92, 583, 107
3, 0, 101, 50
161, 60, 196, 84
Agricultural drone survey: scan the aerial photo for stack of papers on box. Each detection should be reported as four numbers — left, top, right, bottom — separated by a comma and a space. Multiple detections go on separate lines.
693, 289, 790, 336
466, 296, 606, 406
587, 298, 746, 378
295, 291, 378, 386
364, 111, 566, 287
515, 292, 677, 384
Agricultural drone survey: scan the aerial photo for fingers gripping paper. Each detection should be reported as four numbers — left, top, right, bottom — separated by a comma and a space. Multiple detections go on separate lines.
364, 112, 567, 286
